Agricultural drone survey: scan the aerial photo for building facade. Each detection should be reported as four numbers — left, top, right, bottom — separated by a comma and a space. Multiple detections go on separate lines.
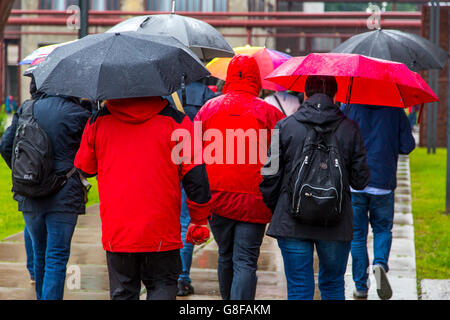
1, 1, 425, 106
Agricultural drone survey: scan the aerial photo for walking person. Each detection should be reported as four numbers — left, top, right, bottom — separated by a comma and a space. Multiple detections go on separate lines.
0, 75, 91, 300
341, 103, 415, 300
194, 55, 285, 300
260, 75, 370, 300
166, 80, 217, 296
74, 95, 212, 300
1, 78, 36, 285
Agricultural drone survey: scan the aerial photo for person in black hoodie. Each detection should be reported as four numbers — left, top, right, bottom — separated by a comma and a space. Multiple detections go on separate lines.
260, 75, 370, 300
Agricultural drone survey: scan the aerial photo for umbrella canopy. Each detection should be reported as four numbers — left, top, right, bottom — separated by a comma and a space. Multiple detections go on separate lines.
33, 32, 210, 101
266, 53, 439, 108
331, 29, 448, 72
206, 46, 292, 91
107, 14, 234, 61
19, 40, 76, 65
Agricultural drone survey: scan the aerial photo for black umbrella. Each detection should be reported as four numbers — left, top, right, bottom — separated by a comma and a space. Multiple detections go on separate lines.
107, 14, 234, 61
331, 29, 448, 72
33, 32, 210, 101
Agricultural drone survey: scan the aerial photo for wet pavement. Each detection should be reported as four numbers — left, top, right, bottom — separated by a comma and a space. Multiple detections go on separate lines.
0, 155, 418, 300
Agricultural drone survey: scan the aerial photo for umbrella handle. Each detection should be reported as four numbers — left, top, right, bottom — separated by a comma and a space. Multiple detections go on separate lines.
171, 92, 185, 113
345, 77, 354, 106
139, 17, 150, 28
171, 1, 176, 14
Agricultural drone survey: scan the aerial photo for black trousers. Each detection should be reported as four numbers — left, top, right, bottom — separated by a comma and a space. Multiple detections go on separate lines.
209, 213, 266, 300
106, 250, 181, 300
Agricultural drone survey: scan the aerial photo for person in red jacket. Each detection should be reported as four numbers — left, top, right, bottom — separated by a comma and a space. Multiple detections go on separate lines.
74, 96, 212, 300
194, 55, 285, 300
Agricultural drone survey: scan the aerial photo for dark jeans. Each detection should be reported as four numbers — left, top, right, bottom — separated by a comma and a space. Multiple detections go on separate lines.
23, 212, 78, 300
24, 226, 34, 280
179, 185, 194, 283
277, 237, 351, 300
351, 192, 395, 292
106, 250, 181, 300
209, 213, 266, 300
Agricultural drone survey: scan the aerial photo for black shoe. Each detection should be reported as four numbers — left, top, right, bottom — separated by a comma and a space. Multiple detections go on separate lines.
177, 279, 194, 296
373, 264, 392, 300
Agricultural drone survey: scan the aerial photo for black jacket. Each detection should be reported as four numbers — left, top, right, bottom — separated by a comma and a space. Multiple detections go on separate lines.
260, 94, 370, 241
0, 94, 91, 215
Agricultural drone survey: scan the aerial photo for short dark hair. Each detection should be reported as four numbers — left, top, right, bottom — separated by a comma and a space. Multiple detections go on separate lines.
304, 75, 338, 98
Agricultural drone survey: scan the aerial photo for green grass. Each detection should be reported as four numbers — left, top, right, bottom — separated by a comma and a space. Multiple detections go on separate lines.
0, 161, 24, 240
0, 161, 99, 240
409, 147, 450, 280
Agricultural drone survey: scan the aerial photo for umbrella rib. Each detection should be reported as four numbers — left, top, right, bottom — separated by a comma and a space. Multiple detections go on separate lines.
395, 83, 406, 108
288, 74, 303, 92
368, 31, 380, 57
95, 36, 119, 101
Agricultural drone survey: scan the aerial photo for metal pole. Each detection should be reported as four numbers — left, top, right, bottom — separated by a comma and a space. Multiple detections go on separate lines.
446, 10, 450, 214
432, 1, 440, 154
78, 0, 88, 39
427, 1, 435, 154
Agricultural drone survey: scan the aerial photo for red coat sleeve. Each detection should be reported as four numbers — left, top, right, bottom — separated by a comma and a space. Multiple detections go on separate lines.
74, 119, 98, 176
175, 116, 212, 226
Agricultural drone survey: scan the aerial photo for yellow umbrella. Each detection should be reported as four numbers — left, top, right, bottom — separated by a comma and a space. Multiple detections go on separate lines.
206, 45, 263, 81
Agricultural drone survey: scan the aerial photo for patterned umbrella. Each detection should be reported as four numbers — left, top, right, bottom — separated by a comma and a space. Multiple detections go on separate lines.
206, 46, 291, 91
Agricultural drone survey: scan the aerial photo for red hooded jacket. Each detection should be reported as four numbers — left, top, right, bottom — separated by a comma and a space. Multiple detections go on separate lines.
194, 55, 285, 224
75, 97, 211, 253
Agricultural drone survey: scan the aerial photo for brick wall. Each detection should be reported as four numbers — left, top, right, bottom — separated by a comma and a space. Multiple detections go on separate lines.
419, 5, 450, 148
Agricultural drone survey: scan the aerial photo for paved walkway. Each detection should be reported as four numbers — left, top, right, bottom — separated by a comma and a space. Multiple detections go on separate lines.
0, 155, 418, 300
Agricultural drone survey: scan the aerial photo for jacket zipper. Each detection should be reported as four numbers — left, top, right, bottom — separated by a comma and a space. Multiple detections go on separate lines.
293, 155, 308, 210
296, 184, 339, 214
335, 158, 343, 213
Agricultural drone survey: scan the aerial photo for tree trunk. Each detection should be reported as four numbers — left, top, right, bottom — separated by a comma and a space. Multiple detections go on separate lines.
0, 0, 15, 40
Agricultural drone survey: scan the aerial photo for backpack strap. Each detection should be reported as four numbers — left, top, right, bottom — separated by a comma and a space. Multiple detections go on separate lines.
65, 167, 77, 179
18, 100, 35, 121
273, 95, 287, 116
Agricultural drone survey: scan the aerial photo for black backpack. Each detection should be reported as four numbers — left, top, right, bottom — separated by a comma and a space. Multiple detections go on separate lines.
287, 119, 344, 227
11, 100, 75, 198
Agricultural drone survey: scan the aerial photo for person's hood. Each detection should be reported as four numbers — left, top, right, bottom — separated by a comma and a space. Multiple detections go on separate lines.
223, 55, 261, 97
294, 93, 344, 129
106, 96, 167, 124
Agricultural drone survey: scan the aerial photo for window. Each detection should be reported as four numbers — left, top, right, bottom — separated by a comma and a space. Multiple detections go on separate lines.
90, 0, 120, 10
39, 0, 78, 10
276, 0, 302, 12
39, 0, 120, 10
146, 0, 227, 12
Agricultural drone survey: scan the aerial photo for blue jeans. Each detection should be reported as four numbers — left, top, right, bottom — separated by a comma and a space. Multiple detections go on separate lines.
24, 226, 34, 280
209, 213, 266, 300
277, 237, 351, 300
179, 186, 194, 283
351, 192, 395, 292
23, 212, 78, 300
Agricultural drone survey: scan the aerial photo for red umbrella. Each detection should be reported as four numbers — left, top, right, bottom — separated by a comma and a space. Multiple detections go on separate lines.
265, 53, 439, 108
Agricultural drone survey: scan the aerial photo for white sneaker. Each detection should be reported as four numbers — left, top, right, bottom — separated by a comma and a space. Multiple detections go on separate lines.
373, 264, 392, 300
